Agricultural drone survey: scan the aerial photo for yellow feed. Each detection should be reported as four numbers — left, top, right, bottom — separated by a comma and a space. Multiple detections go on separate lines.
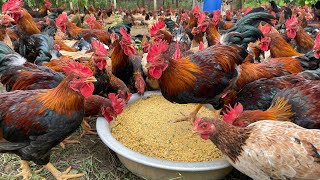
111, 95, 224, 162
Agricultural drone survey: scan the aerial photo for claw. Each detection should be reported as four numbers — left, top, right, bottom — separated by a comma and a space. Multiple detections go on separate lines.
44, 163, 84, 180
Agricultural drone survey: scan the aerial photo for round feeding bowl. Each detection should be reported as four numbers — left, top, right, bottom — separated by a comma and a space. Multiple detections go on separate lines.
96, 91, 232, 180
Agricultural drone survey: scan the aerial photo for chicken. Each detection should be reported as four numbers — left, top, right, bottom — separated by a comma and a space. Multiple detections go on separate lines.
0, 61, 97, 180
223, 97, 293, 127
110, 28, 146, 95
0, 14, 15, 48
259, 23, 310, 58
2, 0, 41, 35
193, 117, 320, 180
27, 0, 51, 18
285, 16, 314, 53
86, 16, 104, 30
206, 10, 220, 46
56, 13, 112, 46
145, 12, 275, 122
82, 93, 124, 137
234, 68, 320, 111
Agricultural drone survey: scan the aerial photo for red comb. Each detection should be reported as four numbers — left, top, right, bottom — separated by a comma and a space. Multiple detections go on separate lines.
120, 27, 131, 42
86, 16, 96, 27
91, 40, 107, 57
150, 21, 165, 36
192, 5, 200, 14
285, 16, 298, 28
147, 40, 169, 63
172, 41, 181, 60
244, 6, 252, 15
56, 12, 68, 26
181, 12, 188, 22
2, 0, 24, 13
63, 61, 93, 78
108, 93, 125, 115
197, 12, 206, 25
222, 103, 243, 124
259, 24, 271, 35
213, 10, 220, 17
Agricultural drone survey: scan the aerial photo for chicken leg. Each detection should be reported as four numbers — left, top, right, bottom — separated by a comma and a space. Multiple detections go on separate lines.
44, 163, 84, 180
16, 160, 32, 180
80, 118, 97, 137
174, 104, 203, 123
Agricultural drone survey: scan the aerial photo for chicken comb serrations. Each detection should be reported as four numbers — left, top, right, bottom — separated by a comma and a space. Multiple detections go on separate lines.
150, 21, 165, 36
2, 0, 24, 13
258, 23, 271, 35
91, 40, 107, 57
222, 103, 243, 124
146, 40, 169, 63
63, 61, 93, 78
192, 5, 200, 15
108, 93, 125, 115
285, 16, 298, 28
120, 27, 131, 42
56, 13, 68, 27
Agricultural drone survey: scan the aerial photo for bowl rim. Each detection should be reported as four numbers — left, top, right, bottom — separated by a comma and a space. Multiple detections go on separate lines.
96, 91, 231, 172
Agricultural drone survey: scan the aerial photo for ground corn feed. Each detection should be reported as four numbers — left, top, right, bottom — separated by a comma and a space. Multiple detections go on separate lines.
111, 95, 224, 162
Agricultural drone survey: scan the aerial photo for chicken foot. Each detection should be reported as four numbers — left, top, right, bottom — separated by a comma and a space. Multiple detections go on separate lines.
174, 104, 203, 123
80, 118, 97, 138
59, 136, 80, 149
44, 163, 84, 180
16, 160, 32, 180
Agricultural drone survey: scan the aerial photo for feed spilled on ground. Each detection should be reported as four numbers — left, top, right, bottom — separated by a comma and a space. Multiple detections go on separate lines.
111, 95, 223, 162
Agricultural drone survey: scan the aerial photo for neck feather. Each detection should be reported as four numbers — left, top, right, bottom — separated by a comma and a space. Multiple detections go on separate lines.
36, 75, 84, 116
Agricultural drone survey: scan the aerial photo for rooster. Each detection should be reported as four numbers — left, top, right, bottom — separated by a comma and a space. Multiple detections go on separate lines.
145, 12, 275, 122
193, 117, 320, 179
27, 0, 51, 18
285, 16, 314, 53
110, 29, 146, 95
0, 61, 96, 179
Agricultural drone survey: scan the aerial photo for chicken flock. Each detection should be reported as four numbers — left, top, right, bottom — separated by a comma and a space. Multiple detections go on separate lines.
0, 0, 320, 179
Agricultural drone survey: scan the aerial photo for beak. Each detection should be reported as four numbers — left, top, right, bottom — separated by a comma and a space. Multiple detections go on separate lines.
145, 63, 152, 69
7, 16, 15, 22
85, 76, 97, 82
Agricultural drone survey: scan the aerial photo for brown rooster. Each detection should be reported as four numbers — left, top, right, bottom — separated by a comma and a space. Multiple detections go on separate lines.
193, 117, 320, 179
285, 16, 314, 53
110, 28, 146, 95
0, 61, 96, 179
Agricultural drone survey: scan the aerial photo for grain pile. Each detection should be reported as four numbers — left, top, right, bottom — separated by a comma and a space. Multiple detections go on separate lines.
111, 95, 224, 162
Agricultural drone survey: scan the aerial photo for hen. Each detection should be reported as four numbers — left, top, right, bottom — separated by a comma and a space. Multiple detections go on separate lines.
194, 117, 320, 180
0, 61, 96, 179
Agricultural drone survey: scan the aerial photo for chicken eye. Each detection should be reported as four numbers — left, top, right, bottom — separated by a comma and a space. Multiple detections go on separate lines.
202, 124, 208, 129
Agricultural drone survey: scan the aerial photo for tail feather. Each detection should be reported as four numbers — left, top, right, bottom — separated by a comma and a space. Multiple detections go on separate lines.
268, 97, 294, 122
0, 42, 26, 75
223, 12, 274, 48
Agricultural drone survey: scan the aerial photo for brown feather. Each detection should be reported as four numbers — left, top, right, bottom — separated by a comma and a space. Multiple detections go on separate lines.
267, 33, 303, 58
